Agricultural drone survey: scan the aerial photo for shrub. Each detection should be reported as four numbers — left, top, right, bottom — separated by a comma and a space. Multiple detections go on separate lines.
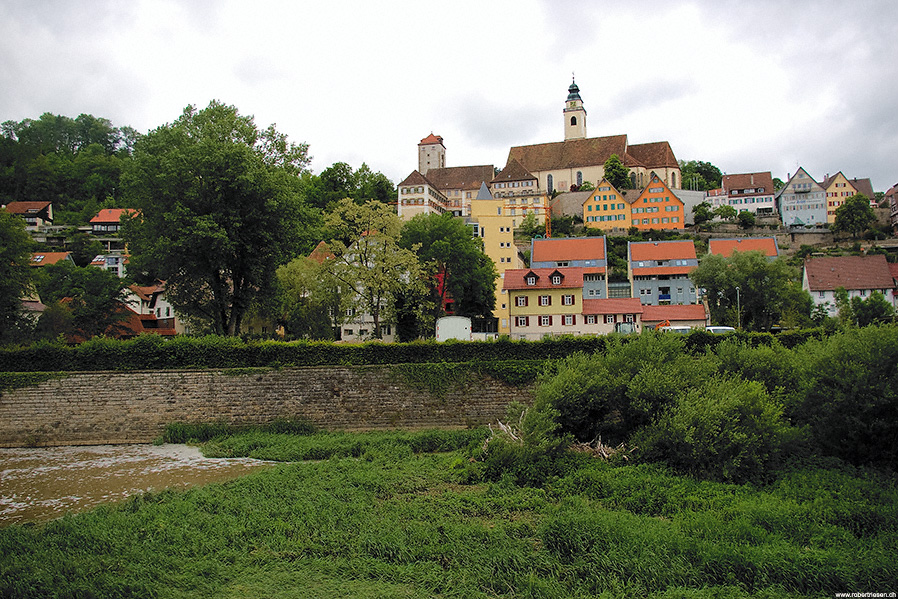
632, 376, 792, 482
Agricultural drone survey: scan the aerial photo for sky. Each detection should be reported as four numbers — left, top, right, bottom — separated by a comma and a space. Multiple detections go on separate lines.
2, 0, 897, 192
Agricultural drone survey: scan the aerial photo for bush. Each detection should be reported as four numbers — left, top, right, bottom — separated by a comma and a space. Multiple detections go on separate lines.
632, 376, 792, 482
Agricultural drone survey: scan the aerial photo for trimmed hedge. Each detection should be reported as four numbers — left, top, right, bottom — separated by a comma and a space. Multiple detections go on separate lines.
0, 329, 832, 373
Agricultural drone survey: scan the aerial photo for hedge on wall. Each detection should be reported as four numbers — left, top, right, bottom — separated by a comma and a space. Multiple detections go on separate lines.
0, 329, 831, 373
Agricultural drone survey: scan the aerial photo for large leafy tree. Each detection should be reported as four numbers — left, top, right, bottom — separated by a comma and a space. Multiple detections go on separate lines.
692, 201, 714, 226
122, 101, 317, 336
679, 160, 723, 191
689, 251, 811, 331
399, 212, 497, 330
832, 194, 875, 239
275, 254, 345, 340
603, 154, 631, 190
0, 209, 35, 341
34, 261, 130, 339
323, 198, 422, 339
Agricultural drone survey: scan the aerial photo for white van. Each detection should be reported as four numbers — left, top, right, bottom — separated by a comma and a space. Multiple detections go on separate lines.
706, 326, 736, 334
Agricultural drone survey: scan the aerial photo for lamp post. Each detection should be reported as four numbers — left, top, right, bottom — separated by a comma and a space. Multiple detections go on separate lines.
735, 286, 741, 329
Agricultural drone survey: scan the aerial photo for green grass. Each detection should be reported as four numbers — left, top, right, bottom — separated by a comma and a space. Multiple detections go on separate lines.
1, 430, 895, 598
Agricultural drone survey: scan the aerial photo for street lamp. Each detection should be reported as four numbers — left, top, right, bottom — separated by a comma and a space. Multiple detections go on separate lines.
735, 286, 741, 329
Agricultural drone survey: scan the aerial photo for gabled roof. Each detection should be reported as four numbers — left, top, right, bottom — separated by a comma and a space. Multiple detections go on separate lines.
508, 135, 629, 172
30, 252, 72, 266
90, 208, 135, 223
629, 240, 696, 262
309, 240, 334, 264
503, 267, 602, 290
476, 181, 493, 200
626, 141, 679, 169
399, 170, 433, 187
709, 237, 779, 258
848, 177, 875, 200
722, 172, 774, 194
889, 262, 898, 283
581, 298, 644, 315
532, 236, 606, 262
803, 255, 894, 292
492, 159, 536, 184
419, 133, 444, 146
627, 172, 681, 205
642, 304, 708, 323
426, 165, 495, 190
4, 201, 52, 214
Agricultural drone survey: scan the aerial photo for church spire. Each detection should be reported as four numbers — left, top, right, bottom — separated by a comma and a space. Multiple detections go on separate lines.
564, 77, 587, 140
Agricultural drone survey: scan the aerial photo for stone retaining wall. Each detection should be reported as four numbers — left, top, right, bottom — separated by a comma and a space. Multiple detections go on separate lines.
0, 366, 534, 447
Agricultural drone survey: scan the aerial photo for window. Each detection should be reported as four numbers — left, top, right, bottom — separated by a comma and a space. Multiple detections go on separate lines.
539, 295, 551, 306
359, 329, 368, 336
551, 275, 561, 285
515, 316, 529, 327
516, 296, 528, 307
540, 315, 552, 327
577, 171, 583, 186
818, 291, 825, 298
586, 315, 597, 324
605, 314, 615, 324
526, 276, 536, 286
547, 174, 554, 194
625, 314, 634, 323
562, 294, 574, 306
343, 329, 353, 337
563, 314, 575, 326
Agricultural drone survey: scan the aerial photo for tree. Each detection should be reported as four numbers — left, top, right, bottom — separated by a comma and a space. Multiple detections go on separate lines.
64, 228, 104, 267
737, 210, 756, 229
399, 213, 497, 332
275, 255, 344, 340
678, 160, 723, 191
832, 194, 875, 239
692, 201, 714, 226
34, 261, 130, 339
576, 181, 595, 192
603, 154, 630, 190
323, 198, 422, 339
0, 209, 34, 341
852, 291, 895, 327
122, 101, 316, 336
518, 212, 543, 239
689, 251, 810, 331
714, 205, 737, 221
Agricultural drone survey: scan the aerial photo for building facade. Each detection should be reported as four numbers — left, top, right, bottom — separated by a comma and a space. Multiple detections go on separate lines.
628, 240, 699, 305
777, 167, 827, 226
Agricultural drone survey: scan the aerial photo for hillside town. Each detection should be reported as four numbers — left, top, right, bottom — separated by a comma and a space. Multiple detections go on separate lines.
2, 80, 897, 344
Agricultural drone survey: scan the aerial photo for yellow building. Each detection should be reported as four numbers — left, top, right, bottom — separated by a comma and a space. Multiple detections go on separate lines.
822, 172, 857, 224
469, 183, 524, 335
627, 172, 685, 231
504, 268, 588, 340
583, 178, 630, 231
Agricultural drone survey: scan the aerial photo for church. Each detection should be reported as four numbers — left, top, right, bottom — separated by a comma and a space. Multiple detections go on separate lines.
397, 79, 681, 220
504, 79, 681, 194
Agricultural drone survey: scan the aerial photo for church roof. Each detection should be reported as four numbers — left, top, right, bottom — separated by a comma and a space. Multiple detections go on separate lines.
492, 159, 536, 184
508, 135, 630, 172
626, 141, 679, 169
426, 165, 495, 190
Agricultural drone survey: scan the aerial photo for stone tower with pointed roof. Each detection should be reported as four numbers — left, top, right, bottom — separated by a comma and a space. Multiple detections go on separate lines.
564, 78, 587, 141
418, 133, 445, 176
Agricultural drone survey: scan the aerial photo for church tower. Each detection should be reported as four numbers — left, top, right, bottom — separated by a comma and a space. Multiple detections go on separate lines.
418, 133, 446, 176
563, 78, 587, 141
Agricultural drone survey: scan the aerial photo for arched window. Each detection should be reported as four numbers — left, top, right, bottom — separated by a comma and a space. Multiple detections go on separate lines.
577, 171, 583, 186
547, 174, 554, 194
629, 173, 637, 188
671, 172, 677, 188
570, 116, 577, 126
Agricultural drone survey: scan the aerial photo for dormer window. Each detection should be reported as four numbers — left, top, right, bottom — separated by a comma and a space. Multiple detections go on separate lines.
552, 275, 562, 285
526, 276, 536, 286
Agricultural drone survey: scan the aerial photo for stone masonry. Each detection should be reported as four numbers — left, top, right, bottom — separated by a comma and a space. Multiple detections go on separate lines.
0, 366, 535, 447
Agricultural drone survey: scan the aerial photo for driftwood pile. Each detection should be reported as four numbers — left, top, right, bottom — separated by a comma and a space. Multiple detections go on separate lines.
482, 413, 626, 461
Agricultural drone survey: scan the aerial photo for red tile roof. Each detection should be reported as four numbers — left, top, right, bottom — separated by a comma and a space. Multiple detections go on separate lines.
709, 237, 779, 258
532, 237, 605, 262
492, 159, 536, 184
4, 201, 52, 214
627, 142, 679, 169
642, 304, 707, 323
419, 133, 444, 146
398, 170, 433, 187
90, 208, 135, 223
508, 135, 629, 172
30, 252, 72, 266
582, 298, 644, 315
803, 255, 894, 291
503, 267, 602, 290
426, 165, 495, 190
630, 240, 696, 261
722, 172, 774, 194
309, 241, 334, 264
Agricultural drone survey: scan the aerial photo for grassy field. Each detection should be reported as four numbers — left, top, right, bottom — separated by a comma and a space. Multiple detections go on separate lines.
1, 428, 895, 598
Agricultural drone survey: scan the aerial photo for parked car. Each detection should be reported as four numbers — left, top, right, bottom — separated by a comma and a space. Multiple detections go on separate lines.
657, 325, 691, 334
706, 326, 736, 334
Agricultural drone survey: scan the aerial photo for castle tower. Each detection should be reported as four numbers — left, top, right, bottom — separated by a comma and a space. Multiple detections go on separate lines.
418, 133, 446, 176
563, 79, 587, 141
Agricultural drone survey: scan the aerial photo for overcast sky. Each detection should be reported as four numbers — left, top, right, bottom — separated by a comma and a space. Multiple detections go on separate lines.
2, 0, 896, 192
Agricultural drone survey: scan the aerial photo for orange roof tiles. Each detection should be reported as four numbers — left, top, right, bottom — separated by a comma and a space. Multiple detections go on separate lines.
90, 208, 135, 223
4, 201, 52, 214
804, 255, 894, 292
426, 165, 495, 190
722, 172, 774, 194
532, 237, 605, 262
30, 252, 71, 266
629, 240, 696, 261
503, 268, 602, 290
709, 237, 779, 258
508, 135, 629, 172
419, 133, 444, 146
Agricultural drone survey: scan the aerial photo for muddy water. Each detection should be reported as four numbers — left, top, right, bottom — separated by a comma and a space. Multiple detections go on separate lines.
0, 444, 273, 525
